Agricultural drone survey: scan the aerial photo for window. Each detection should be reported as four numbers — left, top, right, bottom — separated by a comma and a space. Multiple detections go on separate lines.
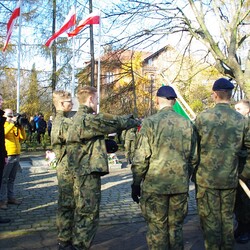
106, 72, 114, 84
148, 58, 153, 66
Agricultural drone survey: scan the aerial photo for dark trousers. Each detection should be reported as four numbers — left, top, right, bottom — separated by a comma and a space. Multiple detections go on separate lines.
37, 132, 45, 144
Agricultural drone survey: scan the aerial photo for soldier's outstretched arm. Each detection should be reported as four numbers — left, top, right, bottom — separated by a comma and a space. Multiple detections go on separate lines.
79, 113, 140, 140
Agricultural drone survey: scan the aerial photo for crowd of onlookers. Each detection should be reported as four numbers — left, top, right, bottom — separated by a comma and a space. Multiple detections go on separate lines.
26, 113, 53, 144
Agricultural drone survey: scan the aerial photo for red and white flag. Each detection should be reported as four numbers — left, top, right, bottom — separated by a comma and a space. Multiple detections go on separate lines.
67, 12, 100, 38
45, 7, 76, 48
2, 0, 21, 52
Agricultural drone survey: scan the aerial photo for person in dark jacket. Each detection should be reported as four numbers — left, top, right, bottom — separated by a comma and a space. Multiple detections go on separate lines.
37, 115, 47, 144
0, 93, 10, 224
28, 116, 36, 142
47, 116, 53, 137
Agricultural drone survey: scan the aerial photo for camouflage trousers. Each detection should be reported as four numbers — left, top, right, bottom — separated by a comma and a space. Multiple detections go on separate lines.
57, 161, 101, 250
234, 179, 250, 233
196, 186, 236, 250
140, 192, 188, 250
56, 159, 75, 244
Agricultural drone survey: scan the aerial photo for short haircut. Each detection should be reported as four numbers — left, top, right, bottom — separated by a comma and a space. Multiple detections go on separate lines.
77, 85, 97, 104
52, 90, 71, 106
214, 90, 232, 100
167, 99, 176, 105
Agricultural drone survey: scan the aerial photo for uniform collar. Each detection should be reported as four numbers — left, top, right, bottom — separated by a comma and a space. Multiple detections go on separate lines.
158, 106, 173, 112
78, 104, 95, 114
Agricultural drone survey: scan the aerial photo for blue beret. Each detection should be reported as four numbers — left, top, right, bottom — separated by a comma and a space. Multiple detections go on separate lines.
156, 86, 177, 99
212, 78, 234, 91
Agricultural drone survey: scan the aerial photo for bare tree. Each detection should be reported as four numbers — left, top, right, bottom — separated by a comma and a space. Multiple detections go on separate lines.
102, 0, 250, 97
178, 0, 250, 97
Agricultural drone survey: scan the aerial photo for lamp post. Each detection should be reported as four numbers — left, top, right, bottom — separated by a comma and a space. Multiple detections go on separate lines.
150, 74, 154, 115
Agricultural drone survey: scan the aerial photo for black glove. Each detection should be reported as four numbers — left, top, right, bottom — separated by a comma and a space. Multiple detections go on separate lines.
105, 139, 118, 153
131, 184, 141, 203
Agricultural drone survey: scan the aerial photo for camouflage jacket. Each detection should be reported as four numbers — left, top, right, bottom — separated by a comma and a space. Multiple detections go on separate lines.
124, 127, 137, 141
195, 103, 250, 189
66, 105, 140, 176
238, 146, 250, 180
51, 111, 72, 164
240, 117, 250, 180
131, 106, 198, 194
241, 155, 250, 180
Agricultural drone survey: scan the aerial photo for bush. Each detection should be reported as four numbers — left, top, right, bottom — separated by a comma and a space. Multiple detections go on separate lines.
21, 132, 51, 152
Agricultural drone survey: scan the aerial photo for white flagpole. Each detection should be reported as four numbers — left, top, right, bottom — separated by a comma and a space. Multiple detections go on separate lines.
171, 85, 196, 120
17, 0, 22, 113
96, 11, 101, 114
71, 36, 75, 97
160, 73, 196, 120
71, 4, 76, 97
239, 179, 250, 199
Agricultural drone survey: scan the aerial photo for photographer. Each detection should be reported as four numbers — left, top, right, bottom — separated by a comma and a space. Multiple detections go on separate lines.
0, 109, 26, 210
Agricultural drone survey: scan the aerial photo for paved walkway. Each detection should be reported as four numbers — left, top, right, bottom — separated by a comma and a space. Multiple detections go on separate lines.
0, 151, 249, 249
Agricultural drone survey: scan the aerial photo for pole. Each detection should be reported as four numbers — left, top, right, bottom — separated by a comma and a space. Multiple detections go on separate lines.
51, 0, 57, 92
71, 4, 76, 97
89, 0, 95, 87
17, 0, 22, 113
161, 73, 196, 119
150, 74, 154, 115
71, 37, 75, 96
239, 179, 250, 199
71, 7, 76, 97
96, 11, 101, 114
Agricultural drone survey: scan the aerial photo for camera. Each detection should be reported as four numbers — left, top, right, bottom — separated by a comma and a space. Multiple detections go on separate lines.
14, 113, 29, 127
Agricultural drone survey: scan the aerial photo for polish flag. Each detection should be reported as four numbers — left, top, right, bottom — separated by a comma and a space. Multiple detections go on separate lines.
45, 7, 76, 48
2, 0, 21, 52
67, 12, 100, 37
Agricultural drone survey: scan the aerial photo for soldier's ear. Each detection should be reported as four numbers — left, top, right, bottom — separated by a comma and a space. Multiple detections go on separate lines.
156, 96, 159, 106
88, 95, 94, 106
60, 101, 66, 109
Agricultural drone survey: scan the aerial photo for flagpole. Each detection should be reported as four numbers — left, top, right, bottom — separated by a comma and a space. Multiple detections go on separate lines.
71, 35, 76, 97
171, 85, 196, 119
17, 0, 22, 113
71, 38, 75, 96
96, 11, 101, 114
71, 4, 76, 97
160, 73, 196, 120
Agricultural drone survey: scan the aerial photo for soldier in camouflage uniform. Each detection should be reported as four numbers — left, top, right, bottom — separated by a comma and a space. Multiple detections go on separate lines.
234, 99, 250, 244
124, 126, 138, 164
66, 85, 140, 250
51, 91, 75, 250
194, 78, 250, 250
131, 86, 198, 250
